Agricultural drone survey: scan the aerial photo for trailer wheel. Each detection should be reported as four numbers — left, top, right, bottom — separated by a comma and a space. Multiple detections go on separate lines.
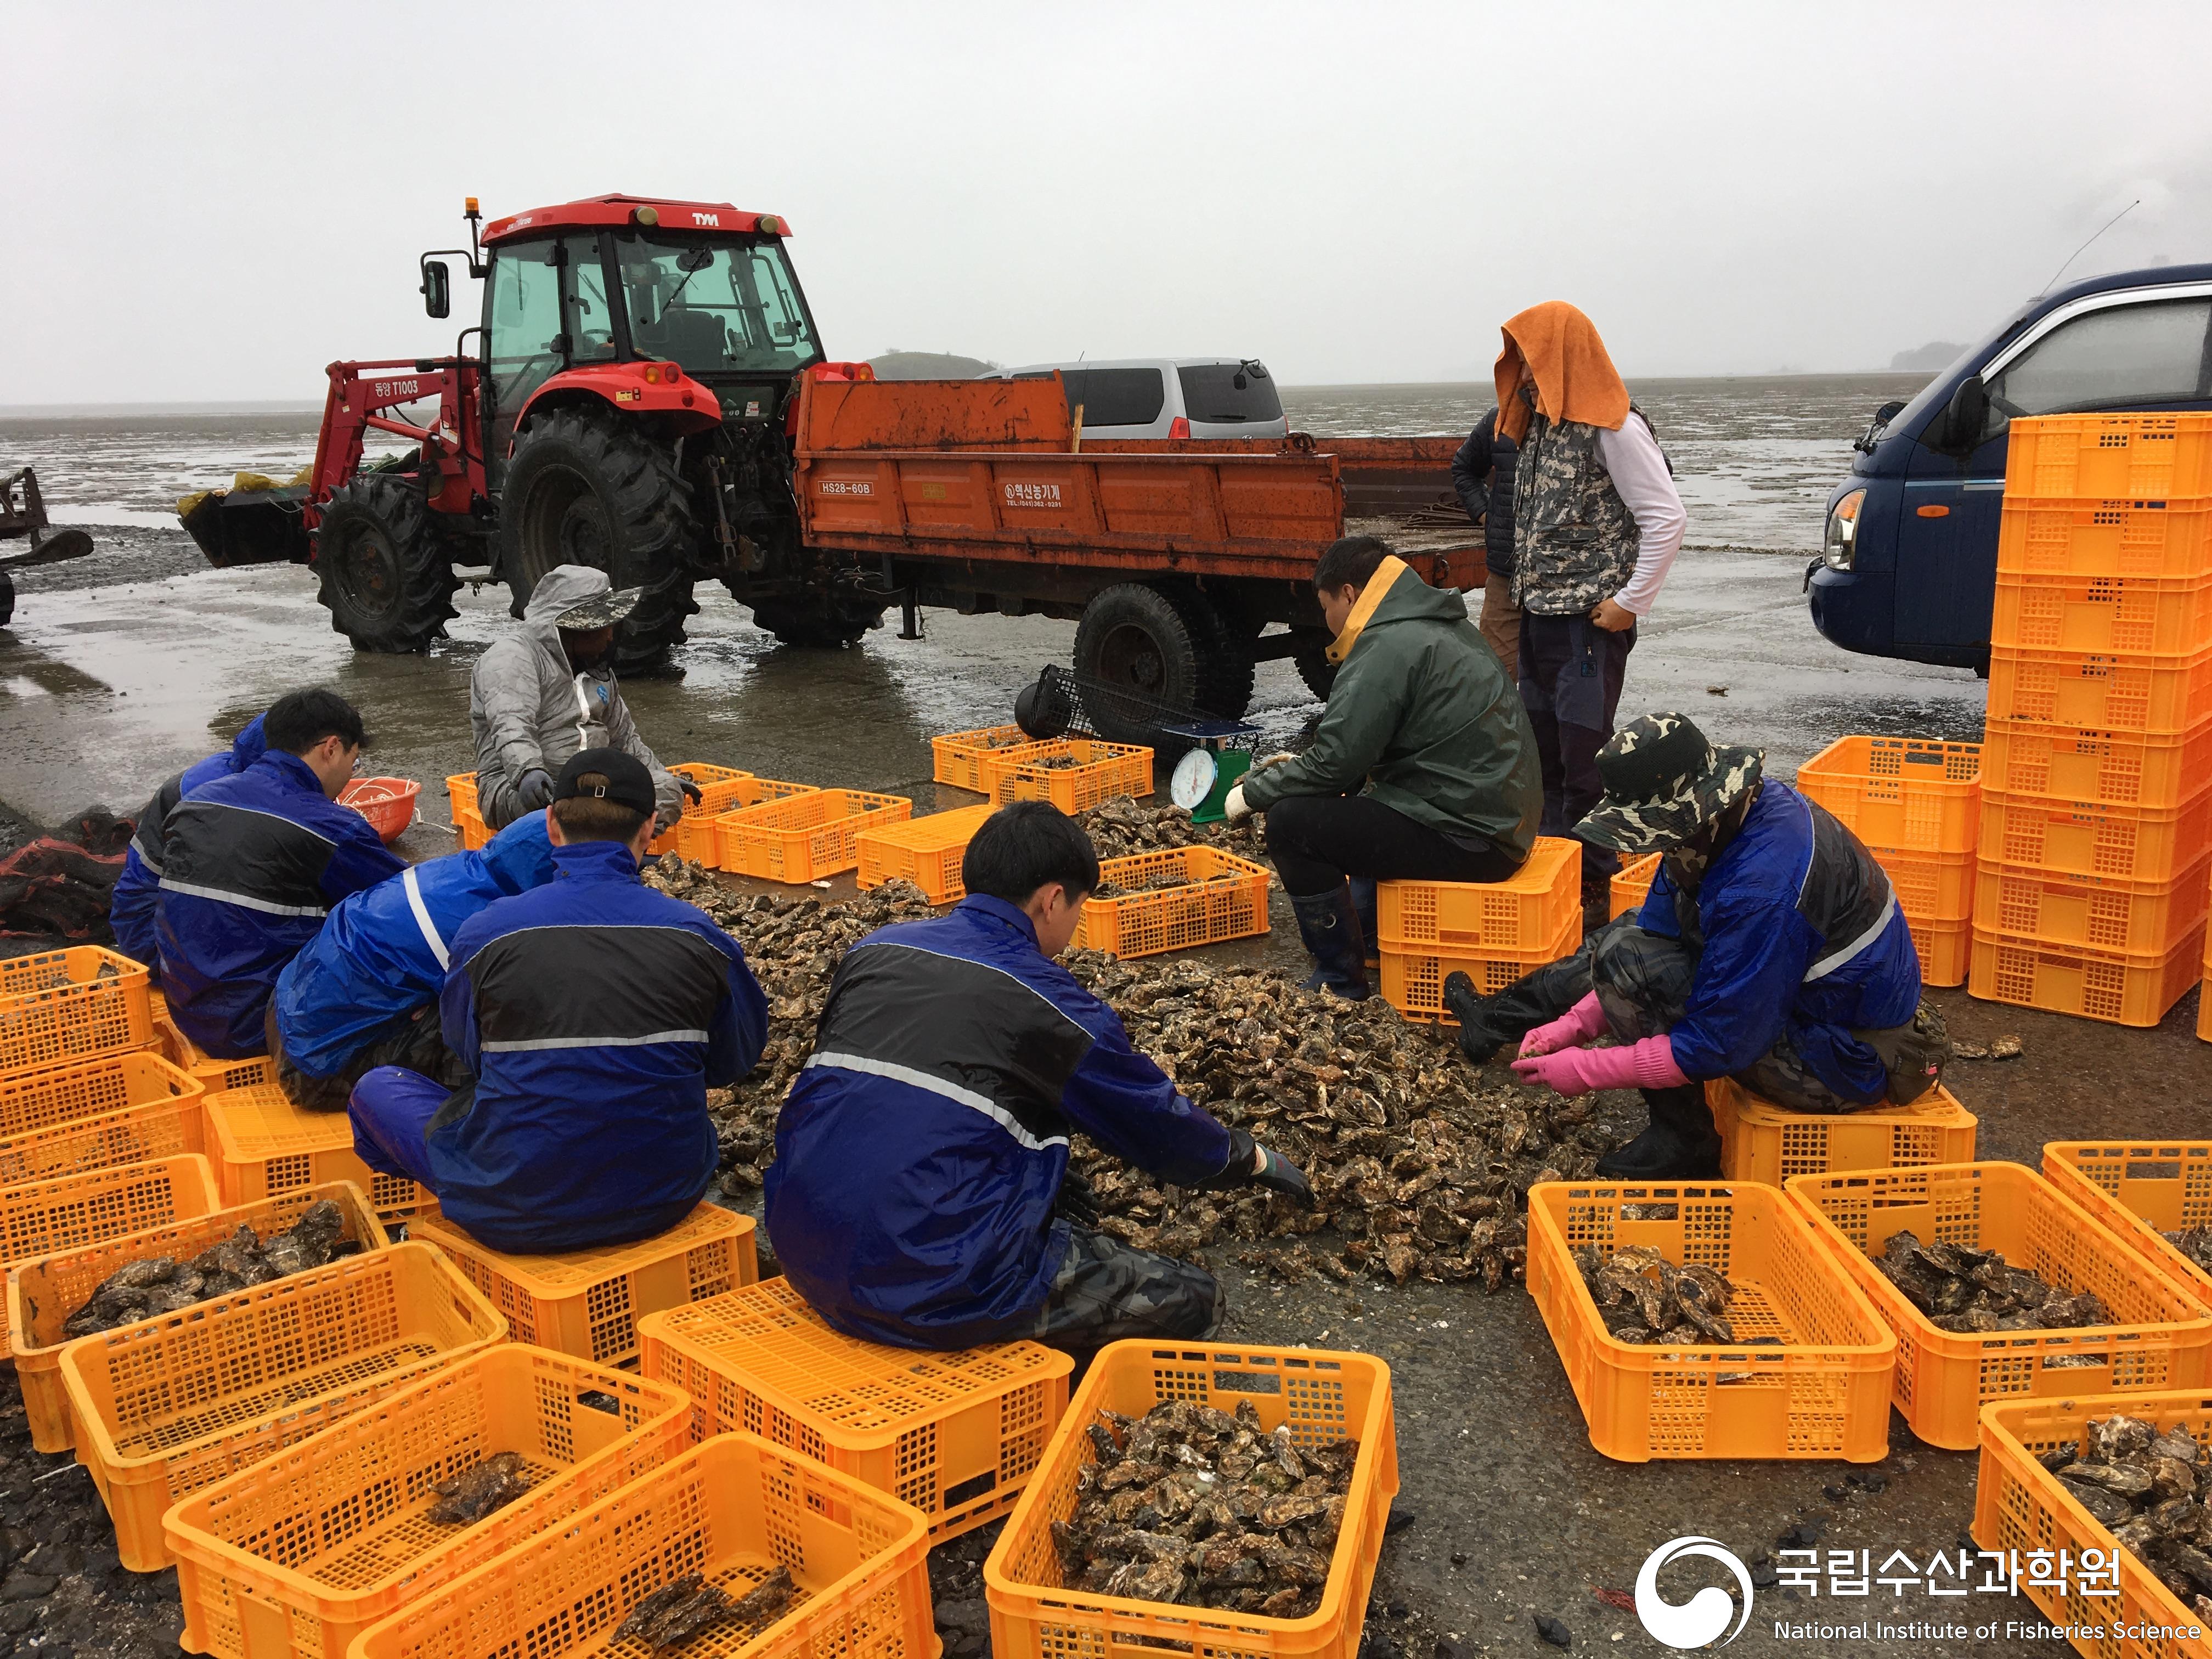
1290, 628, 1336, 699
501, 407, 701, 674
314, 475, 459, 653
1071, 583, 1205, 742
1161, 584, 1256, 718
747, 593, 887, 648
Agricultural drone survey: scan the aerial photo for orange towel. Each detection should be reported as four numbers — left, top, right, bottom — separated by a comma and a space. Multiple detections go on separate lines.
1493, 301, 1630, 444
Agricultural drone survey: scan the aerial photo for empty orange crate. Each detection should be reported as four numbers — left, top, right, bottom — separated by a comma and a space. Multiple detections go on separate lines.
1909, 915, 1972, 987
1998, 495, 2212, 582
1380, 909, 1581, 1023
444, 775, 488, 851
715, 788, 912, 882
0, 1153, 219, 1269
1707, 1077, 1976, 1185
1795, 736, 1983, 854
60, 1241, 506, 1571
637, 1276, 1072, 1539
1376, 836, 1580, 951
153, 1009, 280, 1094
1987, 642, 2212, 732
664, 761, 756, 860
2042, 1139, 2212, 1304
1973, 851, 2212, 955
0, 1048, 199, 1143
1071, 844, 1273, 960
1526, 1179, 1895, 1461
1874, 845, 1976, 923
1977, 783, 2212, 881
2004, 411, 2212, 501
1991, 570, 2212, 657
985, 1340, 1396, 1659
0, 946, 153, 1077
8, 1181, 388, 1456
410, 1202, 756, 1368
166, 1345, 692, 1659
1610, 851, 1659, 919
205, 1084, 438, 1222
934, 724, 1046, 792
1977, 1392, 2212, 1659
1969, 923, 2206, 1026
349, 1430, 934, 1659
687, 775, 817, 866
1978, 715, 2212, 812
1785, 1162, 2212, 1449
856, 802, 999, 901
984, 738, 1155, 814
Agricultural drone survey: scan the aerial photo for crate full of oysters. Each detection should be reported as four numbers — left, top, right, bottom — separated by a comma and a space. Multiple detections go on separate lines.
984, 1340, 1397, 1659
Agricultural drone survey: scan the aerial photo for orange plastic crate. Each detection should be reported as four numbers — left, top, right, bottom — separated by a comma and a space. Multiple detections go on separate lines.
8, 1181, 388, 1456
2042, 1139, 2212, 1305
1609, 851, 1659, 920
1979, 715, 2212, 812
1375, 836, 1579, 951
1977, 783, 2212, 881
153, 1009, 280, 1094
1706, 1077, 1976, 1185
1987, 642, 2212, 732
410, 1202, 757, 1368
1525, 1179, 1895, 1461
933, 724, 1047, 792
349, 1431, 934, 1659
444, 775, 488, 852
984, 1340, 1397, 1659
1972, 851, 2212, 955
637, 1276, 1072, 1540
664, 761, 754, 860
1977, 1392, 2212, 1659
0, 1153, 219, 1269
60, 1241, 506, 1571
167, 1345, 692, 1659
0, 1099, 203, 1190
1071, 844, 1273, 960
0, 946, 153, 1076
715, 788, 913, 882
2004, 411, 2212, 500
1998, 495, 2212, 582
1874, 844, 1976, 923
1795, 736, 1983, 854
0, 1048, 199, 1143
984, 738, 1155, 814
1909, 915, 1972, 987
1991, 571, 2212, 657
677, 774, 816, 866
1785, 1162, 2212, 1449
856, 802, 999, 902
1968, 923, 2206, 1027
205, 1084, 438, 1222
1379, 909, 1581, 1023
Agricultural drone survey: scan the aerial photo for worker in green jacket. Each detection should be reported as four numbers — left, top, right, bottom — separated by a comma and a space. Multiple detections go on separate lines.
1225, 535, 1544, 997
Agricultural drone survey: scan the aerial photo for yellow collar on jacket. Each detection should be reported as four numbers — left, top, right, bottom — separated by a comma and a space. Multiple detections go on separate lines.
1324, 555, 1411, 664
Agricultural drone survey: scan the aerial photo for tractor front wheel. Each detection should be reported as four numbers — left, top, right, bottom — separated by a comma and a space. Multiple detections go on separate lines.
314, 475, 459, 653
501, 407, 701, 675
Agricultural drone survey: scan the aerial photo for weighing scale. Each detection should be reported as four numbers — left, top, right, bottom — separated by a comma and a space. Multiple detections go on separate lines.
1162, 719, 1262, 823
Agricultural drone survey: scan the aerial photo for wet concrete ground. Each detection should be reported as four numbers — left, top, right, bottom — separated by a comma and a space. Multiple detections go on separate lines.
1, 550, 2205, 1657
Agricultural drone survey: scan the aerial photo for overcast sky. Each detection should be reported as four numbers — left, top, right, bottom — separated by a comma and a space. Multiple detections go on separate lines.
6, 1, 2210, 404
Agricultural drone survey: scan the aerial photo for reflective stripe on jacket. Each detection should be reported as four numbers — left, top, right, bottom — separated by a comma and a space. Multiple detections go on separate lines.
109, 715, 268, 979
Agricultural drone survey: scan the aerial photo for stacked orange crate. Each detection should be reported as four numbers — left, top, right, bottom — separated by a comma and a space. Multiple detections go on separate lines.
1971, 414, 2212, 1026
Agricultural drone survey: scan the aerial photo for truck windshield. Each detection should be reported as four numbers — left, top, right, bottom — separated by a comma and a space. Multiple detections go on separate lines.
1178, 362, 1282, 424
610, 232, 822, 375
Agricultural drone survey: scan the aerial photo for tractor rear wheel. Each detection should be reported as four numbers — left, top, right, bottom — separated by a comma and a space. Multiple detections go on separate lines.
501, 407, 701, 674
1071, 582, 1205, 744
314, 475, 459, 653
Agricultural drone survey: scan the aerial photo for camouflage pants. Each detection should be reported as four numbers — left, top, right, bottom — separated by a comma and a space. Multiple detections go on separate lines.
264, 1001, 459, 1114
1036, 1224, 1223, 1355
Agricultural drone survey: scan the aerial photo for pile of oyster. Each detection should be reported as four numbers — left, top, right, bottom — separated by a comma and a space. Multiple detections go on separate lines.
62, 1199, 353, 1337
1092, 871, 1195, 898
1077, 795, 1266, 863
613, 1568, 797, 1654
1874, 1231, 2111, 1334
2040, 1413, 2212, 1617
1053, 1398, 1357, 1614
1573, 1243, 1756, 1345
2165, 1227, 2212, 1279
427, 1452, 531, 1525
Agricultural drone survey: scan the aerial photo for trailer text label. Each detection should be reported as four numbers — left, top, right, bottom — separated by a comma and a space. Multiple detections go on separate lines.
1004, 482, 1064, 508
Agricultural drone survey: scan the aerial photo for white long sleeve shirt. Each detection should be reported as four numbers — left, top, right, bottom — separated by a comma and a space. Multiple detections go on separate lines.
1594, 411, 1686, 616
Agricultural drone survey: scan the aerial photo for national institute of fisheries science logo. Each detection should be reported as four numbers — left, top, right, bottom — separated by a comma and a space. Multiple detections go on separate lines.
1637, 1537, 1756, 1649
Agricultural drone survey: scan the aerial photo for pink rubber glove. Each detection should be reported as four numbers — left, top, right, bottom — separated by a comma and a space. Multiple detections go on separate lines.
1518, 992, 1610, 1059
1510, 1034, 1691, 1098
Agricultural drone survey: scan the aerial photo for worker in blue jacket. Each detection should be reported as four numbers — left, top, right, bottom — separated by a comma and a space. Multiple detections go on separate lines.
765, 801, 1317, 1355
155, 690, 404, 1058
109, 714, 267, 976
268, 813, 558, 1111
1474, 713, 1946, 1180
348, 749, 766, 1252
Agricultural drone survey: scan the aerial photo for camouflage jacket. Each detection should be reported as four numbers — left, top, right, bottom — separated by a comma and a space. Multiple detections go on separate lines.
1510, 411, 1640, 616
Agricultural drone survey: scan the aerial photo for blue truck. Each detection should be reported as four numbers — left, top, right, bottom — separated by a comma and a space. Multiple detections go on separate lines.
1808, 263, 2212, 670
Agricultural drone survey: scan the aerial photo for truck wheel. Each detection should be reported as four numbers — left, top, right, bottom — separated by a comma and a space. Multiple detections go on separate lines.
747, 593, 887, 648
1161, 584, 1256, 718
1072, 583, 1204, 742
313, 475, 459, 653
501, 407, 701, 674
1291, 628, 1336, 699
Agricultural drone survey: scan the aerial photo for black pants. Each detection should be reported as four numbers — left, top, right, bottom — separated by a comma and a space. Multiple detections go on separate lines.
1519, 613, 1635, 891
1265, 793, 1522, 896
1037, 1223, 1222, 1359
266, 1000, 459, 1114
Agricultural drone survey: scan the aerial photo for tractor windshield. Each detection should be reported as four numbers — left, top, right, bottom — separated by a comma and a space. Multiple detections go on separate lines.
611, 232, 823, 376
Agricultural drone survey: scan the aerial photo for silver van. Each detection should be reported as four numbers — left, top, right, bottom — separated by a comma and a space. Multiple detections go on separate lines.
986, 358, 1289, 440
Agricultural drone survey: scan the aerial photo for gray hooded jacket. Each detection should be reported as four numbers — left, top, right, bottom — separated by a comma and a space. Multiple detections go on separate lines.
470, 566, 680, 830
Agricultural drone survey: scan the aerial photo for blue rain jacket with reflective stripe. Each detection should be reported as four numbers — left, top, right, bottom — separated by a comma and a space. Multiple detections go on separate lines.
1636, 779, 1920, 1103
110, 715, 267, 977
155, 748, 404, 1058
764, 895, 1235, 1351
273, 813, 556, 1079
431, 837, 768, 1252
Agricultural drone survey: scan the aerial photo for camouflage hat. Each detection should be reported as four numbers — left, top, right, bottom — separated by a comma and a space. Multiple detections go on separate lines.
1575, 713, 1764, 854
553, 586, 642, 630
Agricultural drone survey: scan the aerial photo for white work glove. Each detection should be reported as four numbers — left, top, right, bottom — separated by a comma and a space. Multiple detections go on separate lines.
1221, 784, 1252, 825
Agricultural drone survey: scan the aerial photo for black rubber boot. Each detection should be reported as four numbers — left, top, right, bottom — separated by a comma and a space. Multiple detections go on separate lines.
1594, 1085, 1723, 1180
1290, 886, 1373, 999
1349, 877, 1380, 968
1441, 952, 1591, 1064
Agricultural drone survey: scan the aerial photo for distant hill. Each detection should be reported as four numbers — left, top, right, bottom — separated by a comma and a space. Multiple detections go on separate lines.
1889, 341, 1967, 373
868, 351, 997, 380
